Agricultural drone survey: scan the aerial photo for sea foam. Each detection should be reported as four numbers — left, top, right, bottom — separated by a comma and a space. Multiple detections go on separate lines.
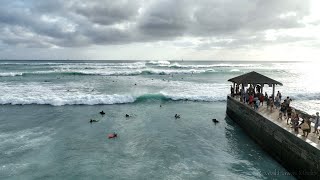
0, 79, 228, 106
0, 72, 23, 77
146, 60, 171, 65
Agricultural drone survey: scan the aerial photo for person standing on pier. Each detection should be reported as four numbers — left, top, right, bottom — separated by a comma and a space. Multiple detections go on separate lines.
292, 113, 300, 132
235, 85, 239, 95
256, 85, 261, 94
285, 97, 292, 107
269, 97, 274, 112
264, 92, 268, 105
259, 93, 265, 106
230, 85, 234, 97
245, 91, 249, 104
249, 94, 254, 107
254, 98, 260, 110
277, 91, 282, 102
274, 95, 280, 109
248, 85, 254, 95
313, 112, 319, 134
278, 102, 286, 120
286, 106, 292, 125
240, 88, 245, 102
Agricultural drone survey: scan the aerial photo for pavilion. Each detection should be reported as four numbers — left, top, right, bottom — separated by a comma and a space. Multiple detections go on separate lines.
228, 71, 283, 99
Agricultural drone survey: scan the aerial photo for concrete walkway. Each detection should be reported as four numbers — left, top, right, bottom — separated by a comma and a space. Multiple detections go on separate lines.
232, 96, 320, 150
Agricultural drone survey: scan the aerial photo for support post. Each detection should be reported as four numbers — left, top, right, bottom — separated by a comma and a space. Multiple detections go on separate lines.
241, 83, 245, 102
272, 84, 275, 101
232, 82, 235, 97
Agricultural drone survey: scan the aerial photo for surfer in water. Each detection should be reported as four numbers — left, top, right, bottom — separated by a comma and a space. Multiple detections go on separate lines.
89, 119, 99, 123
212, 119, 219, 124
100, 111, 105, 115
108, 132, 118, 139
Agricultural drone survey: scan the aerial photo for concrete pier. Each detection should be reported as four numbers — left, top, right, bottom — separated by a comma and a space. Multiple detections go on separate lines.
226, 95, 320, 179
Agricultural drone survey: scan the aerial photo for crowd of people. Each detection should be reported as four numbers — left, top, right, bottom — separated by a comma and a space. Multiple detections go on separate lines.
231, 84, 279, 112
231, 85, 320, 140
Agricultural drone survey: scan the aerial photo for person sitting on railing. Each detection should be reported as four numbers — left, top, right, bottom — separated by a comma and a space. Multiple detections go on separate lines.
301, 118, 311, 137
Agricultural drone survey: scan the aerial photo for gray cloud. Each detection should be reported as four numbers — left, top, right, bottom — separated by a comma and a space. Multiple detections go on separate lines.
138, 0, 192, 37
73, 0, 141, 25
0, 0, 315, 49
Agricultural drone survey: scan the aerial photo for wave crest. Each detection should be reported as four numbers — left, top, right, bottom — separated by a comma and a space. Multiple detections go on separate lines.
20, 68, 215, 76
0, 72, 23, 77
146, 60, 171, 65
158, 63, 259, 69
0, 92, 224, 106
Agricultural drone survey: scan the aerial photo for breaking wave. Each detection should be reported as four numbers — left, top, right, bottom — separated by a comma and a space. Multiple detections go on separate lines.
289, 93, 320, 101
159, 63, 259, 69
18, 69, 215, 76
0, 93, 225, 106
0, 72, 23, 77
146, 60, 171, 65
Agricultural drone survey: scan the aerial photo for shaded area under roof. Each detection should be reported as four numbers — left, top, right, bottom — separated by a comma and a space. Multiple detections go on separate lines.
228, 71, 283, 86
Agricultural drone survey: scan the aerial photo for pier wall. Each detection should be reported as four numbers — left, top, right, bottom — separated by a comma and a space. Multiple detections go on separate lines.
226, 96, 320, 179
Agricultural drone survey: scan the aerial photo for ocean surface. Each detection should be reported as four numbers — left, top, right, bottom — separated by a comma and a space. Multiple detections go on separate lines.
1, 60, 318, 179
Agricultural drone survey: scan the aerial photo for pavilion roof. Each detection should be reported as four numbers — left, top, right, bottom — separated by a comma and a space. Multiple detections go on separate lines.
228, 71, 283, 86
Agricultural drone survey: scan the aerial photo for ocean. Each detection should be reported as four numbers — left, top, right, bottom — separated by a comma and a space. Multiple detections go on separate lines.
1, 60, 318, 179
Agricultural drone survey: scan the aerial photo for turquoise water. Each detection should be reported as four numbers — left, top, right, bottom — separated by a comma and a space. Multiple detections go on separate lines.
0, 102, 294, 180
1, 60, 317, 179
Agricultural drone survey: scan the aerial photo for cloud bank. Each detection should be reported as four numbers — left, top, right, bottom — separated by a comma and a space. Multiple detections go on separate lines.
0, 0, 319, 60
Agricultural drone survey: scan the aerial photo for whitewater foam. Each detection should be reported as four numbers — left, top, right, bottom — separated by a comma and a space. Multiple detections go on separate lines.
0, 80, 228, 105
22, 68, 215, 76
0, 93, 136, 106
0, 72, 23, 77
159, 63, 260, 69
146, 60, 171, 65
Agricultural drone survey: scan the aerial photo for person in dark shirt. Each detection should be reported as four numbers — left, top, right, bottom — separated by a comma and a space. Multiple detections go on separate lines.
230, 85, 234, 97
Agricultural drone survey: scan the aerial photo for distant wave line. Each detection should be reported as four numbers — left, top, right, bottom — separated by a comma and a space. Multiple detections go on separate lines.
1, 69, 216, 77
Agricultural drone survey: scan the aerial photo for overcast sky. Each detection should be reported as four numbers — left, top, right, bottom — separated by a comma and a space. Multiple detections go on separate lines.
0, 0, 319, 61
